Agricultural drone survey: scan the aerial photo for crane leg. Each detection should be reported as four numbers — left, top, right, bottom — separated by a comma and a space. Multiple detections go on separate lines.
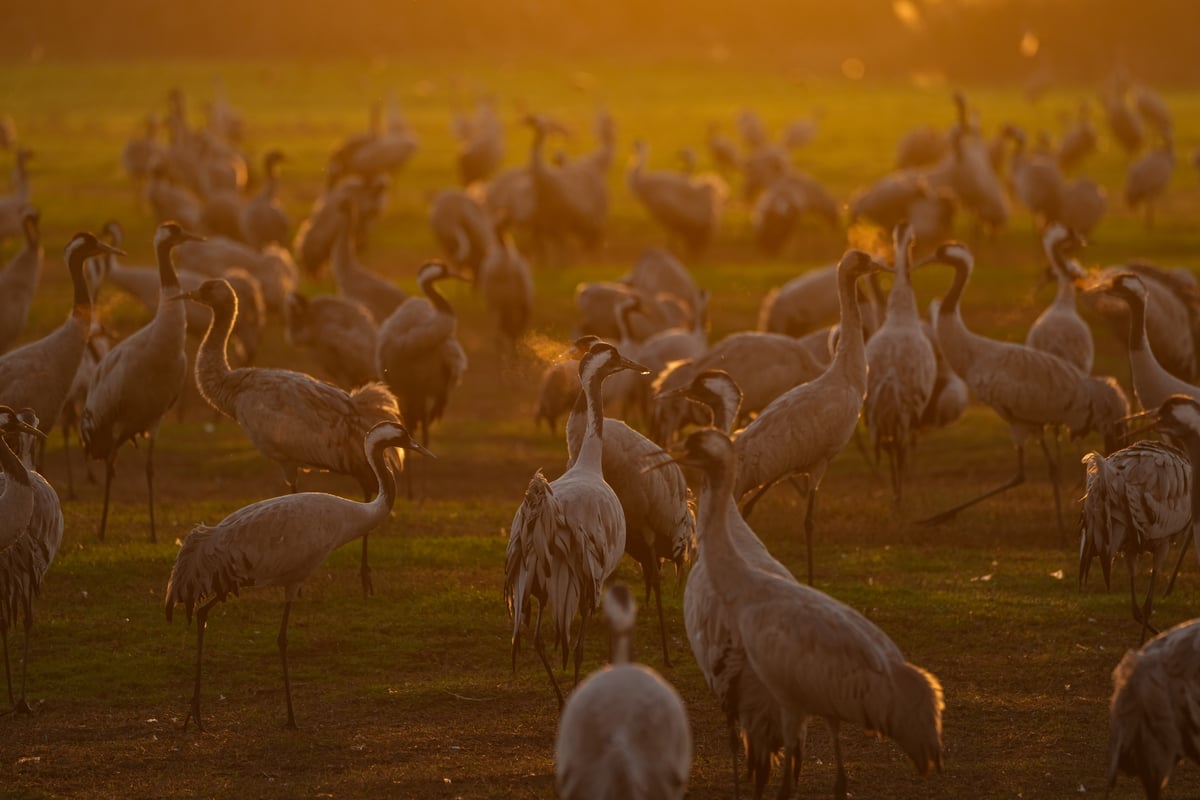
359, 534, 373, 598
726, 720, 741, 800
62, 424, 78, 501
531, 603, 563, 710
1163, 528, 1193, 597
98, 456, 116, 541
917, 445, 1026, 526
647, 565, 672, 668
278, 601, 297, 730
184, 598, 219, 733
146, 429, 158, 544
14, 602, 33, 713
2, 629, 12, 707
776, 743, 796, 800
804, 487, 817, 586
572, 613, 589, 689
1038, 431, 1066, 545
830, 719, 848, 800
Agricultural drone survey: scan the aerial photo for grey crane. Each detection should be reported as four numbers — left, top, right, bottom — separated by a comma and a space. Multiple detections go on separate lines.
865, 223, 937, 505
239, 149, 290, 248
0, 232, 123, 460
81, 222, 199, 542
164, 420, 431, 731
0, 207, 41, 353
671, 427, 944, 799
180, 277, 403, 595
564, 339, 694, 667
1057, 102, 1097, 172
1080, 438, 1190, 643
734, 250, 887, 585
376, 261, 468, 451
555, 584, 692, 800
758, 262, 881, 340
329, 96, 419, 179
428, 188, 496, 283
1025, 224, 1094, 373
1058, 176, 1107, 236
144, 160, 204, 231
1125, 130, 1175, 229
1106, 395, 1200, 799
917, 242, 1130, 535
283, 290, 379, 389
627, 140, 727, 255
1005, 123, 1064, 227
172, 233, 297, 316
454, 96, 504, 186
0, 407, 57, 713
536, 357, 582, 433
330, 198, 408, 325
479, 232, 534, 347
1097, 273, 1200, 410
505, 343, 646, 706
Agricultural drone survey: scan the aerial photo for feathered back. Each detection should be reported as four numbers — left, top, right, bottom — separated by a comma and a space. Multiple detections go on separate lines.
1080, 451, 1118, 590
164, 524, 246, 623
504, 470, 555, 658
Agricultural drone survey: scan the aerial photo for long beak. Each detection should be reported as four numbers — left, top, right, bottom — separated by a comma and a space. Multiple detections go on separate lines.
445, 269, 470, 283
168, 289, 196, 303
619, 356, 652, 376
871, 257, 895, 274
640, 448, 684, 475
405, 441, 437, 459
912, 256, 939, 270
1119, 407, 1159, 443
98, 242, 127, 257
180, 230, 205, 244
14, 420, 46, 439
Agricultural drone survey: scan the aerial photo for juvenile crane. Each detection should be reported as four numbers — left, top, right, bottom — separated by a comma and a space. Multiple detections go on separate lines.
82, 222, 198, 542
164, 421, 432, 731
555, 584, 692, 800
671, 427, 944, 800
918, 242, 1129, 535
733, 249, 887, 584
505, 343, 647, 706
180, 278, 403, 595
864, 223, 936, 504
0, 407, 57, 713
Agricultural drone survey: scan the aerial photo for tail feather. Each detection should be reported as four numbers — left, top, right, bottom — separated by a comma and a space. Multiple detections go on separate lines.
349, 381, 402, 422
886, 663, 945, 776
164, 525, 244, 624
504, 471, 555, 660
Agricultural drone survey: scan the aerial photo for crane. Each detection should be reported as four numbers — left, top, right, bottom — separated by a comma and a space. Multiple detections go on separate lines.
0, 207, 41, 353
81, 222, 199, 542
505, 342, 648, 706
555, 584, 692, 800
164, 420, 432, 731
670, 427, 944, 799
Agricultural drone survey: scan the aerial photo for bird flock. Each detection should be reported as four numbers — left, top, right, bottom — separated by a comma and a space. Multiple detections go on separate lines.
2, 71, 1200, 799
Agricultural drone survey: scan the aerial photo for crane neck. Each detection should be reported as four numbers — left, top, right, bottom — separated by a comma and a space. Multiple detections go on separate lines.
1125, 291, 1148, 353
332, 208, 357, 280
885, 250, 920, 322
611, 628, 631, 665
712, 397, 739, 436
939, 258, 971, 318
66, 243, 94, 326
193, 295, 238, 416
261, 161, 279, 199
154, 238, 183, 292
528, 125, 546, 172
615, 300, 637, 343
21, 216, 38, 250
351, 436, 400, 536
830, 268, 869, 390
0, 431, 35, 550
575, 368, 608, 473
693, 446, 752, 599
421, 274, 455, 316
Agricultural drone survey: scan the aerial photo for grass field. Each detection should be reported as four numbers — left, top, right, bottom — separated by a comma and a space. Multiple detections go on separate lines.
2, 58, 1200, 798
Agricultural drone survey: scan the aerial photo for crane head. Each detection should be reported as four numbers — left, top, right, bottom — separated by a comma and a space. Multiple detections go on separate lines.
154, 221, 204, 251
366, 420, 436, 460
64, 231, 126, 269
578, 342, 650, 385
915, 241, 972, 273
0, 405, 45, 439
174, 278, 235, 309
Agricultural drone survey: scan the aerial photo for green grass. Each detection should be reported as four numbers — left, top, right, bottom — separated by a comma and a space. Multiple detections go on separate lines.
2, 58, 1200, 798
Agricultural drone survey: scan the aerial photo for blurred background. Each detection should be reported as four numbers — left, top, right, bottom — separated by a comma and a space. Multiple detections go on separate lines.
7, 0, 1198, 85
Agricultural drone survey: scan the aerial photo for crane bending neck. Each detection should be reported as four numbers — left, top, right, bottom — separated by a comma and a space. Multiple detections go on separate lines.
154, 239, 182, 291
194, 298, 238, 416
421, 274, 455, 316
66, 247, 94, 325
939, 259, 970, 317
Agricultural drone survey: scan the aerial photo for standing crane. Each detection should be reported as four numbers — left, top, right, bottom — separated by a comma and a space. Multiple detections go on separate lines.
555, 584, 692, 800
671, 427, 944, 800
0, 232, 122, 459
733, 249, 887, 585
1125, 130, 1175, 229
180, 278, 404, 595
1107, 394, 1200, 799
81, 222, 199, 542
376, 261, 468, 452
239, 149, 290, 249
1025, 224, 1094, 373
1097, 273, 1200, 410
0, 406, 54, 712
1080, 439, 1190, 643
283, 291, 379, 389
330, 198, 408, 325
564, 338, 694, 667
505, 343, 648, 706
864, 224, 937, 505
917, 242, 1130, 536
164, 420, 432, 731
0, 207, 41, 353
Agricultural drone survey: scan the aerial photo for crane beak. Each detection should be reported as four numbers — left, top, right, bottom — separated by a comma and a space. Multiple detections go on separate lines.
97, 242, 127, 257
169, 289, 195, 303
912, 256, 939, 270
13, 419, 46, 439
640, 448, 683, 474
180, 230, 205, 244
871, 257, 895, 274
1118, 407, 1160, 443
619, 356, 652, 376
404, 441, 437, 459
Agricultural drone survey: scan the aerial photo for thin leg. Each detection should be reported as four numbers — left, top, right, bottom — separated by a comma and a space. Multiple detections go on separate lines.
776, 744, 796, 800
831, 719, 848, 800
727, 720, 741, 800
62, 425, 78, 501
572, 613, 588, 688
360, 534, 373, 597
2, 629, 12, 707
1139, 563, 1161, 645
531, 603, 563, 709
146, 429, 158, 543
804, 487, 817, 586
278, 601, 297, 729
1164, 528, 1193, 597
14, 603, 33, 713
184, 598, 219, 732
98, 457, 116, 541
649, 567, 671, 668
1039, 431, 1066, 544
918, 444, 1026, 526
